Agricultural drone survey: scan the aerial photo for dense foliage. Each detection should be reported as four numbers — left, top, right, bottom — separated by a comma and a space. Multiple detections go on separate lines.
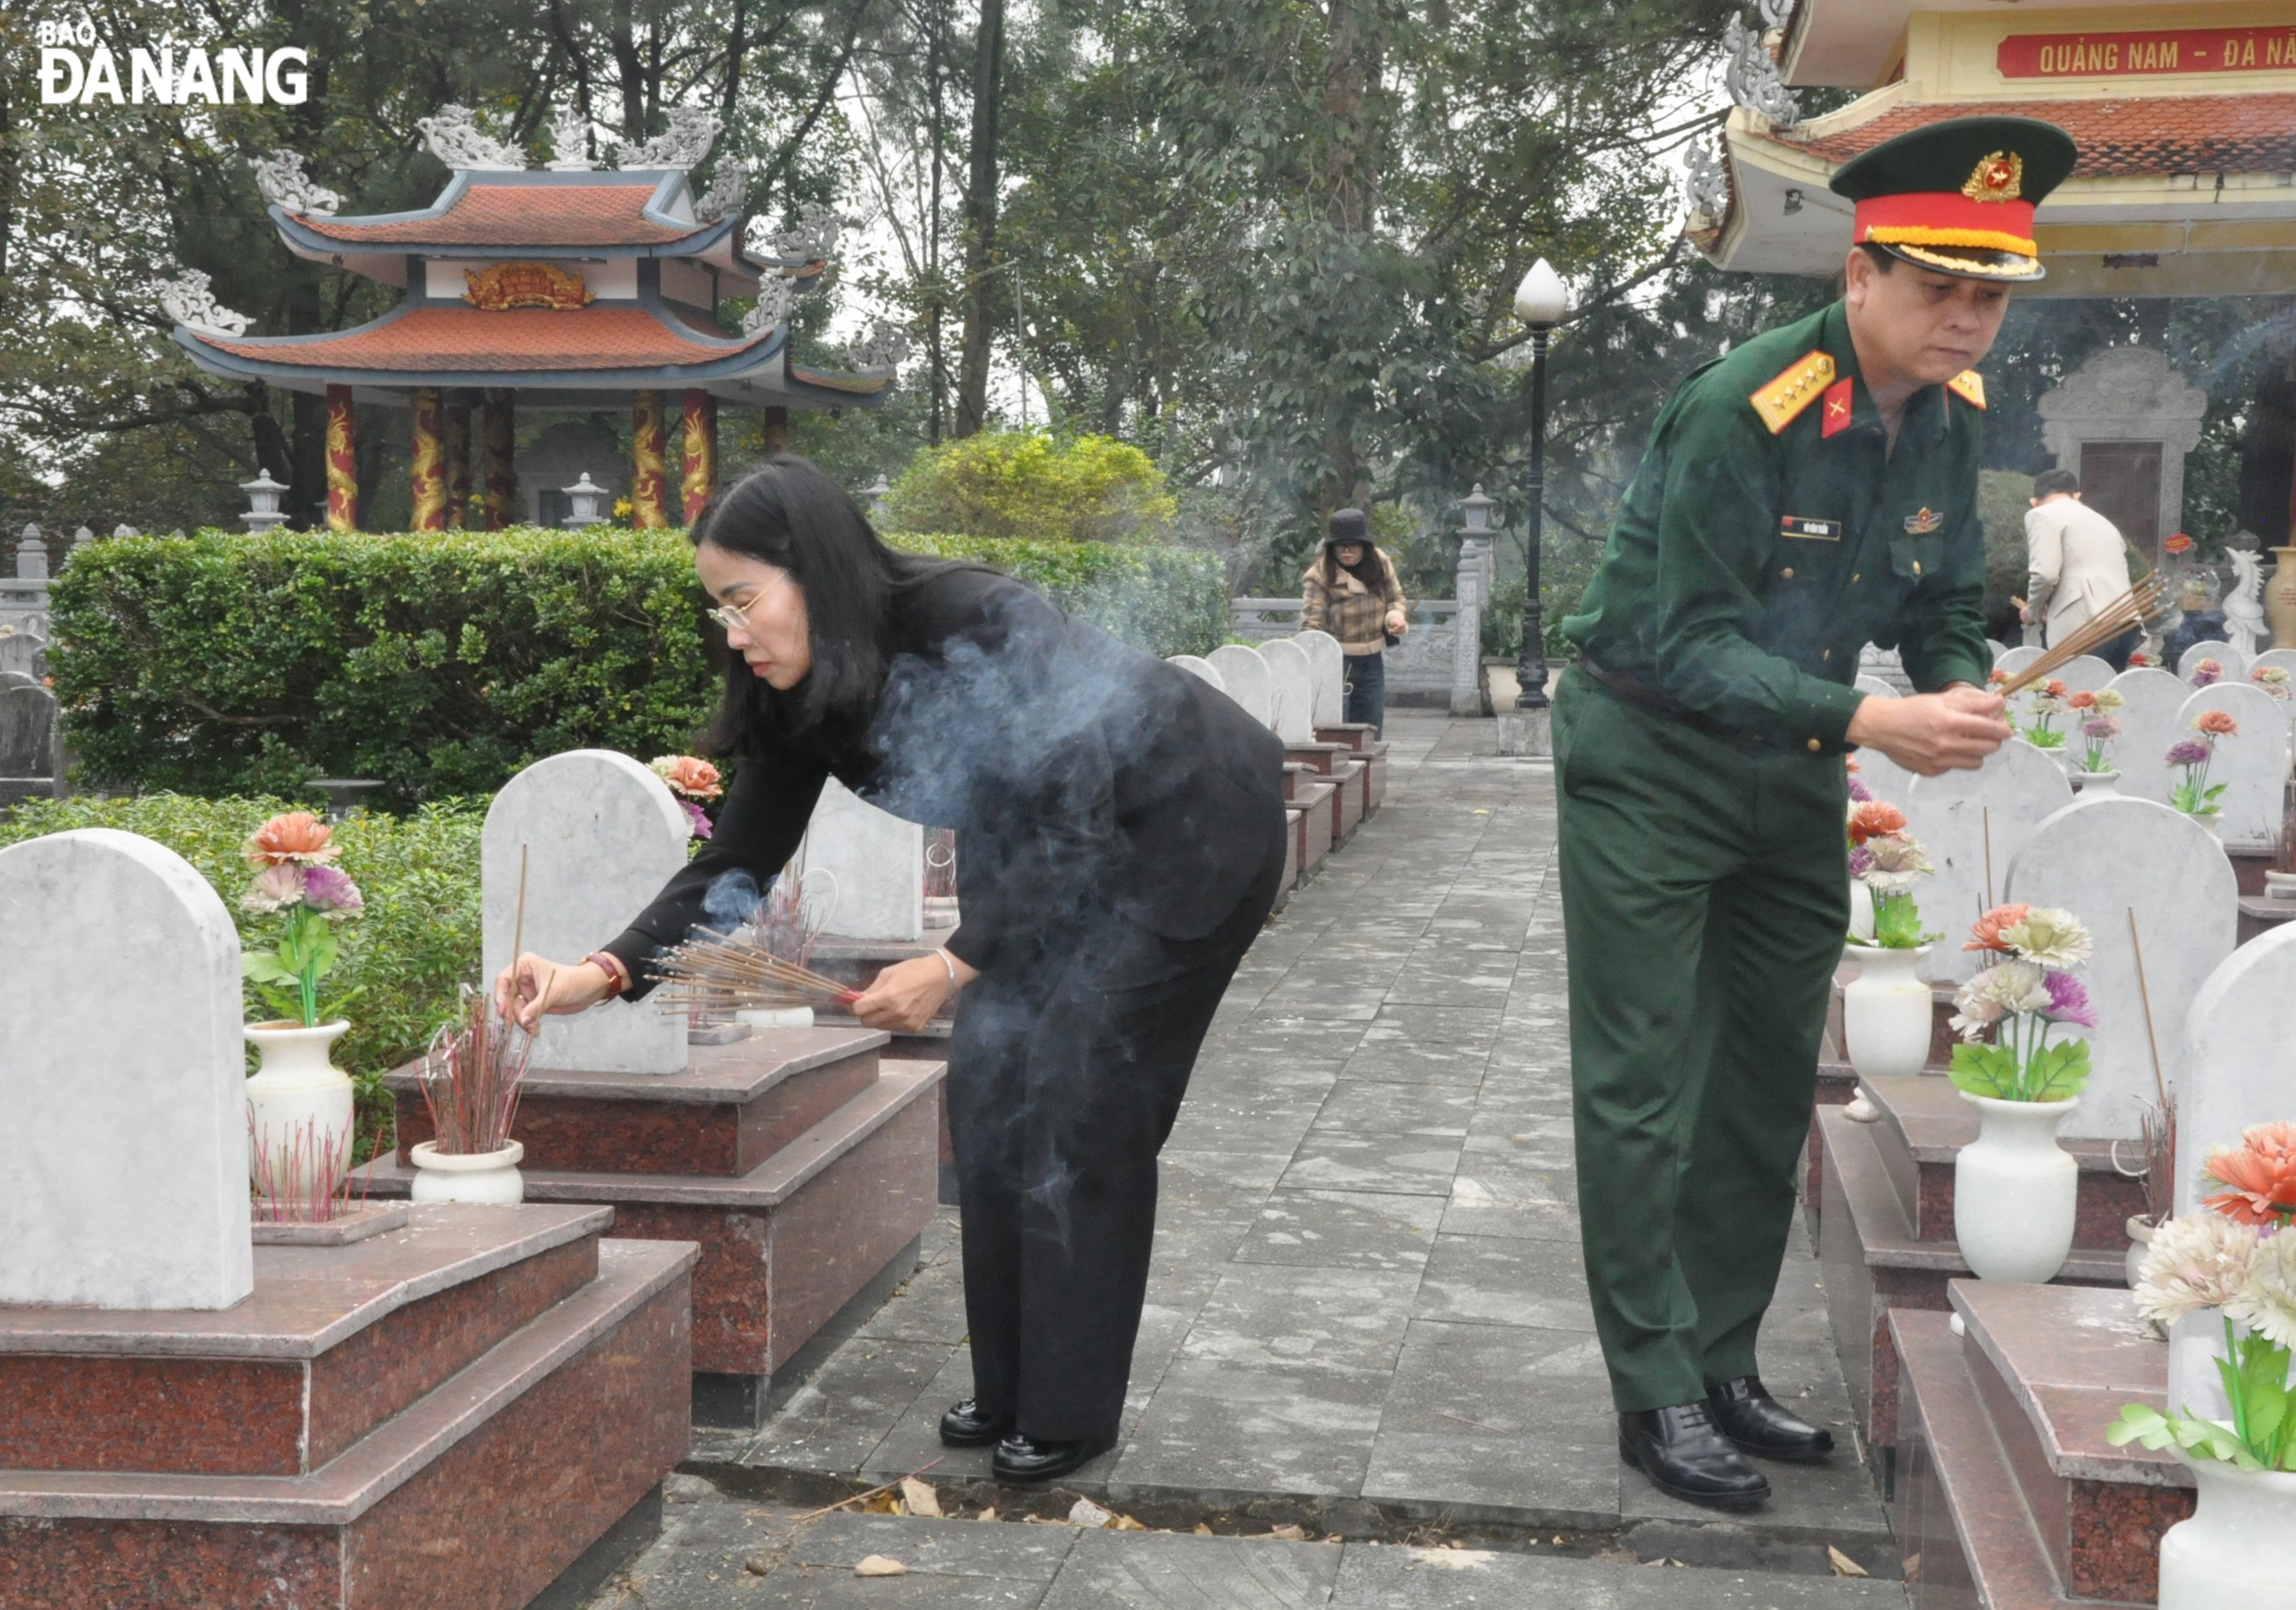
0, 794, 486, 1139
884, 430, 1177, 542
48, 526, 1224, 800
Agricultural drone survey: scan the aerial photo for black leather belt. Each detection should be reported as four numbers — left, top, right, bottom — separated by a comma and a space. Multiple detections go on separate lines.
1577, 655, 1768, 751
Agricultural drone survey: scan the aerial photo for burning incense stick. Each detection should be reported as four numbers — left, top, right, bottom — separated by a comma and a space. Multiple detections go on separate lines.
1998, 576, 2165, 695
2128, 906, 2168, 1110
648, 926, 863, 1012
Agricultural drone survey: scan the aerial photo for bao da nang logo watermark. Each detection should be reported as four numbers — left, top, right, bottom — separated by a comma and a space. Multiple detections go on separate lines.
35, 19, 310, 105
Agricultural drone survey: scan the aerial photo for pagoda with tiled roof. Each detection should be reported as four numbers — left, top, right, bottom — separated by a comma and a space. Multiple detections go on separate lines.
167, 106, 906, 532
1687, 1, 2296, 297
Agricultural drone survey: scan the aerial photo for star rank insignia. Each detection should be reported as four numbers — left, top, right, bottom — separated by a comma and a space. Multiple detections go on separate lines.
1903, 507, 1944, 535
1820, 377, 1855, 439
1960, 150, 2024, 204
1946, 370, 1987, 409
1749, 350, 1836, 435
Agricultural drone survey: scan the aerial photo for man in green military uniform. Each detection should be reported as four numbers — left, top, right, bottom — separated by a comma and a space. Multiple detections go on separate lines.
1551, 116, 2077, 1510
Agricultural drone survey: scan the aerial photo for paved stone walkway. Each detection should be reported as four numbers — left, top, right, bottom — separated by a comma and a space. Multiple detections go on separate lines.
590, 715, 1909, 1607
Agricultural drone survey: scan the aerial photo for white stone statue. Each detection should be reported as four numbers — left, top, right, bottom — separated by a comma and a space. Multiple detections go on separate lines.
152, 269, 250, 336
2223, 549, 2267, 662
1722, 12, 1799, 129
1682, 139, 1729, 220
415, 104, 526, 171
617, 106, 721, 171
761, 201, 853, 264
846, 316, 912, 373
250, 150, 341, 216
545, 106, 597, 171
694, 159, 747, 222
739, 274, 796, 336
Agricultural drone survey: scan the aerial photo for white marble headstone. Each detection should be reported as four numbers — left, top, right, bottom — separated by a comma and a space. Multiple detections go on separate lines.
1207, 644, 1276, 729
1903, 742, 2074, 987
0, 828, 252, 1309
806, 776, 924, 942
1994, 645, 2043, 680
1261, 638, 1317, 744
2003, 797, 2236, 1142
1166, 654, 1226, 693
2246, 647, 2296, 680
2174, 683, 2292, 850
2101, 668, 2190, 808
2165, 923, 2296, 1417
1295, 629, 1346, 727
486, 750, 692, 1074
2175, 640, 2241, 682
2051, 655, 2116, 696
1986, 638, 2010, 667
1845, 683, 1918, 808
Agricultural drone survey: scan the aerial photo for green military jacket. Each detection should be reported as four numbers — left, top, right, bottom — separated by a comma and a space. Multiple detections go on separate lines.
1563, 300, 1992, 755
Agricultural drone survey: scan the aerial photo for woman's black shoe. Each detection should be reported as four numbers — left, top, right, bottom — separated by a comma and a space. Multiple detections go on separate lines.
990, 1431, 1116, 1483
938, 1399, 1011, 1448
1618, 1403, 1770, 1510
1705, 1376, 1835, 1462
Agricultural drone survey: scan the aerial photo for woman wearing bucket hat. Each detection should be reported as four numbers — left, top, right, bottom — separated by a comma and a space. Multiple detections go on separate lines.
1299, 507, 1409, 737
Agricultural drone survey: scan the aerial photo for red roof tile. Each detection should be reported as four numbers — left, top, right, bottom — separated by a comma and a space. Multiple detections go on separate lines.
293, 183, 699, 247
190, 306, 767, 373
1773, 94, 2296, 178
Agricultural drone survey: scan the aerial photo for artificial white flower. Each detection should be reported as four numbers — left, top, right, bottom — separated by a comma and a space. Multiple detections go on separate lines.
2135, 1213, 2260, 1328
2223, 1226, 2296, 1350
1998, 907, 2092, 969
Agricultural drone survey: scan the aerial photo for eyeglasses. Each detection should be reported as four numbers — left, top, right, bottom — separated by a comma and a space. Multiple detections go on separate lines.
705, 594, 758, 637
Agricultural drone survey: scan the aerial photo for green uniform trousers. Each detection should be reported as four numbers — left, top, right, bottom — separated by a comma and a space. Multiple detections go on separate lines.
1550, 665, 1847, 1413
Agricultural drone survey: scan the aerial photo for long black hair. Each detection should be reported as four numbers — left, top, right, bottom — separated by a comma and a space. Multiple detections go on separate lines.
1319, 534, 1382, 589
689, 455, 952, 754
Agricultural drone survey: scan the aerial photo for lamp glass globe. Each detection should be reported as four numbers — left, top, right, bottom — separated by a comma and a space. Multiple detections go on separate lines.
1513, 258, 1569, 328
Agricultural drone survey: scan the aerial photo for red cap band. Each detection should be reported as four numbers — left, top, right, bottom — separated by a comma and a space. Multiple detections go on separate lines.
1853, 192, 2037, 255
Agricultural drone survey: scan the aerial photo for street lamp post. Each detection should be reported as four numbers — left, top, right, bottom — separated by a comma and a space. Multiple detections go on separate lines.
1511, 258, 1571, 711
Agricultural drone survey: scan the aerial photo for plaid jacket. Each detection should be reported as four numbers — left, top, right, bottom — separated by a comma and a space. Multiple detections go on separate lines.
1300, 548, 1407, 656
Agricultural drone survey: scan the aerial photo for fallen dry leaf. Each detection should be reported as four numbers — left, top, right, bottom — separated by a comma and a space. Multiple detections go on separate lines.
1110, 1514, 1147, 1531
859, 1489, 900, 1516
899, 1478, 942, 1519
1267, 1523, 1309, 1541
977, 1507, 998, 1523
1828, 1546, 1869, 1578
853, 1555, 907, 1578
1193, 1522, 1214, 1535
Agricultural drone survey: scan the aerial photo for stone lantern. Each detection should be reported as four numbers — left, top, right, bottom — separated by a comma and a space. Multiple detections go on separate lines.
239, 467, 290, 532
862, 475, 893, 523
563, 471, 611, 529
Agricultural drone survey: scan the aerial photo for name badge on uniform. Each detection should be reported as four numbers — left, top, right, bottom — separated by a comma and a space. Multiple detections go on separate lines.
1903, 507, 1944, 535
1780, 516, 1841, 541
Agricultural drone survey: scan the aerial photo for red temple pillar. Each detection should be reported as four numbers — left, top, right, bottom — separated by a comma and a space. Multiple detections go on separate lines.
481, 389, 517, 531
680, 389, 716, 526
409, 387, 447, 531
324, 384, 358, 532
632, 390, 669, 529
444, 403, 473, 529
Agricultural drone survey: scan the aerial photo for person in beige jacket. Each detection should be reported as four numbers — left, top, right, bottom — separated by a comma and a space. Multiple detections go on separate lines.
2023, 467, 2137, 671
1299, 507, 1408, 736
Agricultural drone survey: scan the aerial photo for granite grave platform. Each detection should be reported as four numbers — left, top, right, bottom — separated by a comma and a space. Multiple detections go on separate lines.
0, 1203, 696, 1610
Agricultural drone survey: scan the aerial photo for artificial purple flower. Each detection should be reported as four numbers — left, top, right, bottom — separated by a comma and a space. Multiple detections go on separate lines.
2166, 738, 2212, 768
681, 799, 714, 841
301, 864, 365, 917
2042, 969, 2097, 1029
1847, 844, 1877, 880
2191, 660, 2223, 688
2081, 715, 2119, 740
1846, 776, 1874, 802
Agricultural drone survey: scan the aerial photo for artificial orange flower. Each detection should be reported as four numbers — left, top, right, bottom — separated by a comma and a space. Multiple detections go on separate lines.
1847, 800, 1907, 846
1965, 902, 2032, 954
2044, 679, 2067, 699
1844, 757, 1861, 774
2067, 690, 2097, 711
242, 811, 338, 869
2203, 1121, 2296, 1226
1987, 668, 2008, 687
2196, 709, 2239, 737
656, 755, 724, 800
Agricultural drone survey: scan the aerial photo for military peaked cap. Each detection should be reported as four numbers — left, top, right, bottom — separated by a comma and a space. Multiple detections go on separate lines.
1829, 115, 2078, 282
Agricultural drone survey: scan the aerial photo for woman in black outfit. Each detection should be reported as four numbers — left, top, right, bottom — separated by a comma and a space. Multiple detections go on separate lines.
497, 456, 1287, 1482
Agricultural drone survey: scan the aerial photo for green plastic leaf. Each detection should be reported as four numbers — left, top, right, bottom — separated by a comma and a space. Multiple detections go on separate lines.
2105, 1404, 2170, 1448
2023, 1038, 2092, 1101
242, 952, 297, 984
1948, 1041, 2019, 1099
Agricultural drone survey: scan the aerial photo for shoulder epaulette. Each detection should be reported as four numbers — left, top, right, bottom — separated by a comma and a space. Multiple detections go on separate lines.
1748, 351, 1836, 434
1946, 369, 1987, 409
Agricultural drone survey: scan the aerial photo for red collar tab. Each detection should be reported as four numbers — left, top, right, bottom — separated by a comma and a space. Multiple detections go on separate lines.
1820, 376, 1856, 440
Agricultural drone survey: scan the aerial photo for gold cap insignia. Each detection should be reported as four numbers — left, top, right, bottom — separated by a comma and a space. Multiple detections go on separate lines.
1903, 507, 1944, 536
1960, 151, 2023, 205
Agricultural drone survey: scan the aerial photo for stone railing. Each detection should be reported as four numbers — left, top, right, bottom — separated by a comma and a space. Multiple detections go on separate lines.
0, 525, 69, 681
1236, 538, 1496, 714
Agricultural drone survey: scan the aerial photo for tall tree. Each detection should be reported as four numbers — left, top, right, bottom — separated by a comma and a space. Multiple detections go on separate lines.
953, 0, 1006, 436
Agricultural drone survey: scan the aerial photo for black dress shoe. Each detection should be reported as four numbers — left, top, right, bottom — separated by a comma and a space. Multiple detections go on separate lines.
938, 1399, 1012, 1448
1705, 1376, 1835, 1463
991, 1430, 1116, 1484
1619, 1402, 1771, 1511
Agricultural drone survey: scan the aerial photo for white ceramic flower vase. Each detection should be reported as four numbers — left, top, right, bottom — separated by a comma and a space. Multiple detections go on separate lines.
2072, 769, 2120, 796
2157, 1451, 2296, 1610
2125, 1214, 2152, 1289
244, 1019, 355, 1193
1842, 943, 1932, 1080
1847, 881, 1875, 945
409, 1140, 526, 1204
1953, 1093, 2080, 1283
2264, 871, 2296, 902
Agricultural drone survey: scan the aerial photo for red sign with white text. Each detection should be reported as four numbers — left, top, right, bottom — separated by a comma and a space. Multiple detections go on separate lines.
1999, 26, 2296, 79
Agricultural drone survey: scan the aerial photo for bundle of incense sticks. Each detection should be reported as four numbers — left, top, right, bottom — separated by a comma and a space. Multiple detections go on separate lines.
649, 926, 863, 1012
1998, 575, 2165, 696
418, 985, 535, 1155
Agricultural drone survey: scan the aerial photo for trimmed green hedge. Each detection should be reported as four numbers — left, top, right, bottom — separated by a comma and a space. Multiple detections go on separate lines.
49, 527, 1227, 800
0, 794, 486, 1141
